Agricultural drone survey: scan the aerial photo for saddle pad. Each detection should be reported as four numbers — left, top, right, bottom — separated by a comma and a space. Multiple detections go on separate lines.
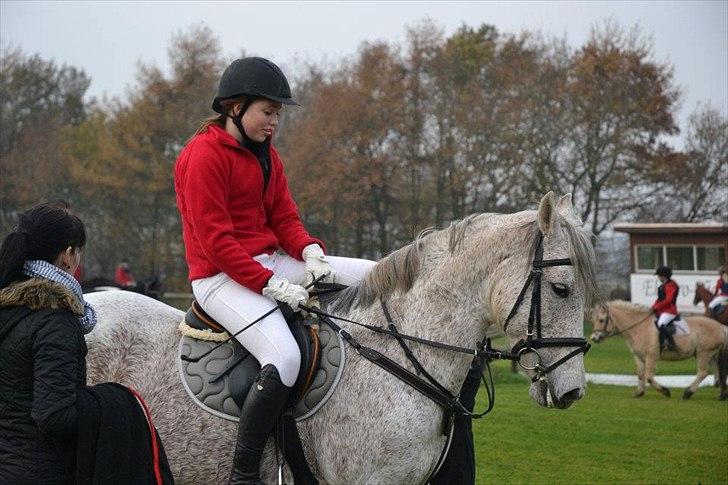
673, 319, 689, 335
177, 322, 345, 422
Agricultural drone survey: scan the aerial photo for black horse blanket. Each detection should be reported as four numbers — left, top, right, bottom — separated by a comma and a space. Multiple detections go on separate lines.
75, 382, 174, 484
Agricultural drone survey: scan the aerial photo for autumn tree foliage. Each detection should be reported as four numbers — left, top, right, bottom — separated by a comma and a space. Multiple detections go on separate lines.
0, 46, 90, 229
279, 20, 694, 258
1, 20, 723, 290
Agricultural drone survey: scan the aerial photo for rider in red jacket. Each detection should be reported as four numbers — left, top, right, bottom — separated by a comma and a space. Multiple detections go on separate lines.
652, 266, 679, 351
174, 57, 374, 484
113, 262, 135, 288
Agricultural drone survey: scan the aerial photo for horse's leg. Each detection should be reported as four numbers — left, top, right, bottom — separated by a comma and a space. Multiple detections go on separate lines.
644, 355, 671, 398
633, 355, 646, 398
682, 352, 711, 400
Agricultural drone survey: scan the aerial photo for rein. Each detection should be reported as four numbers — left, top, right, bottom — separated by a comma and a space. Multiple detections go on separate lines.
299, 303, 503, 422
597, 308, 653, 340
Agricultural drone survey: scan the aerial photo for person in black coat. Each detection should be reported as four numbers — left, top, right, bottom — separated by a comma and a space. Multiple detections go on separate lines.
0, 202, 90, 485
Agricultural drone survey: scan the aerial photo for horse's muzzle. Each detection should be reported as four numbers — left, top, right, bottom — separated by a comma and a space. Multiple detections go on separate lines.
590, 331, 604, 343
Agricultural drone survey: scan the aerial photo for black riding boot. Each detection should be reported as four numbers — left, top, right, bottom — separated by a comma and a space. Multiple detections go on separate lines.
665, 333, 677, 351
658, 326, 676, 352
230, 364, 292, 485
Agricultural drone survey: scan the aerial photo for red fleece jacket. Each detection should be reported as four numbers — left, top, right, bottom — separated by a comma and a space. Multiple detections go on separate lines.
174, 125, 324, 293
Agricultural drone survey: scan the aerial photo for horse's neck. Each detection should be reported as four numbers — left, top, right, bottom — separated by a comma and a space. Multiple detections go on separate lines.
376, 290, 484, 394
611, 305, 652, 340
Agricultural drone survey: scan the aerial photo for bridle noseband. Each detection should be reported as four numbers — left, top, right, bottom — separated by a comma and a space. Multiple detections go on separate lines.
502, 233, 591, 383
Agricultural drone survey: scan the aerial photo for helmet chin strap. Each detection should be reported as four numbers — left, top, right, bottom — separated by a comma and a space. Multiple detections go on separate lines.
226, 98, 254, 145
225, 97, 272, 192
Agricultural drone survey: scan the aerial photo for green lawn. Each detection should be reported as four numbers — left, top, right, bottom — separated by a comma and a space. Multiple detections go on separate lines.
472, 323, 727, 484
473, 383, 728, 484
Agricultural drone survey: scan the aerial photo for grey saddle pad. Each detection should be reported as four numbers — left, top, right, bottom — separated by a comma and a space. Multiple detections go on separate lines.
177, 323, 345, 422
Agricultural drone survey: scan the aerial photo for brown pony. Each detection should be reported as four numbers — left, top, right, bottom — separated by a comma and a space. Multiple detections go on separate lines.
591, 300, 728, 400
693, 282, 728, 325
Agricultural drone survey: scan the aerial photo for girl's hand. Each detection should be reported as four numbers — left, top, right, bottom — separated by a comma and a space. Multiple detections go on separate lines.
302, 244, 335, 286
262, 275, 309, 311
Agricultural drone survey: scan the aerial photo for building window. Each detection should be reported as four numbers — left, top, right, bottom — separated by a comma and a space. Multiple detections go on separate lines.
636, 244, 725, 273
666, 246, 695, 271
636, 245, 663, 271
697, 246, 725, 272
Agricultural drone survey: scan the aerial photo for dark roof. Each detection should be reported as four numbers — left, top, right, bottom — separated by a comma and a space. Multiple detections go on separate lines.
612, 223, 728, 235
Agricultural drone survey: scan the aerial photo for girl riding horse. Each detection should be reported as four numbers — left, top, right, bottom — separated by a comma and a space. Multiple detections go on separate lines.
175, 57, 377, 483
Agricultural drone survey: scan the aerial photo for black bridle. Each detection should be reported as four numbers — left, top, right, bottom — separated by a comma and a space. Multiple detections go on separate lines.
502, 233, 591, 383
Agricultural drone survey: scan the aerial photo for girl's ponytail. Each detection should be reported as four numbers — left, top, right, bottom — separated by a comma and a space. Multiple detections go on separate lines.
0, 201, 86, 289
0, 232, 30, 289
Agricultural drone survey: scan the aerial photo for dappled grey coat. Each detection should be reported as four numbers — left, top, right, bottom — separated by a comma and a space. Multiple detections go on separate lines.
0, 277, 87, 485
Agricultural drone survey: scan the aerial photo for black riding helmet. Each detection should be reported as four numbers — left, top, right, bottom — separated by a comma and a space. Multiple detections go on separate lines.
655, 266, 672, 278
212, 57, 297, 193
212, 57, 299, 114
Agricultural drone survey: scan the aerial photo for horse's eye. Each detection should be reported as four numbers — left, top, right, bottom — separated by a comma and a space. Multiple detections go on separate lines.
551, 283, 570, 298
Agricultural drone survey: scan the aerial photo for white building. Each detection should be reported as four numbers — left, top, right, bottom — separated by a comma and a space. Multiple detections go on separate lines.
613, 223, 728, 314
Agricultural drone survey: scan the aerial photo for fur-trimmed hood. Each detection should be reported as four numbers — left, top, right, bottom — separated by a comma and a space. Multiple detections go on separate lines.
0, 277, 83, 315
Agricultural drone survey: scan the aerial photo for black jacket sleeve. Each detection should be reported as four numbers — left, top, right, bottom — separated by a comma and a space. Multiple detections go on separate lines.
30, 311, 83, 437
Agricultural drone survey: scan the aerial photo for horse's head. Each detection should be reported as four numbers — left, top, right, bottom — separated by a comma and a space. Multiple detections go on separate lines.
590, 304, 613, 343
694, 282, 706, 305
491, 192, 598, 410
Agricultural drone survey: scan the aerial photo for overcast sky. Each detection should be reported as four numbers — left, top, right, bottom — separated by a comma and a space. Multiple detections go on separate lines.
1, 0, 726, 140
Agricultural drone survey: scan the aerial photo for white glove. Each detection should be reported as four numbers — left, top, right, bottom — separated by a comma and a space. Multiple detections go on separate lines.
262, 275, 309, 311
302, 244, 335, 285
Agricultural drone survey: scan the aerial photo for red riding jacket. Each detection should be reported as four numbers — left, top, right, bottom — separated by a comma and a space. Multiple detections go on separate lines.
174, 125, 324, 293
652, 279, 679, 316
714, 278, 728, 297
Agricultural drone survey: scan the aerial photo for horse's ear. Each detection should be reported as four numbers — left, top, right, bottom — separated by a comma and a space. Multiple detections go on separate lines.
556, 193, 583, 226
537, 191, 557, 235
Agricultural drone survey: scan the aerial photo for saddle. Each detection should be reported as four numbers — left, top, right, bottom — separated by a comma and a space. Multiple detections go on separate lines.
177, 300, 345, 422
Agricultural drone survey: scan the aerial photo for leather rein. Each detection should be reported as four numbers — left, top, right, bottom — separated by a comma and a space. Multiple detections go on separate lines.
595, 307, 653, 340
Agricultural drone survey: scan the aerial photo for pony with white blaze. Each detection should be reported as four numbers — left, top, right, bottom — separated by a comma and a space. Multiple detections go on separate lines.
85, 192, 598, 484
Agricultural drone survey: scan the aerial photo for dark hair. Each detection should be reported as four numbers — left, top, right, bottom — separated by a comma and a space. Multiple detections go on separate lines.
655, 266, 673, 279
0, 201, 86, 288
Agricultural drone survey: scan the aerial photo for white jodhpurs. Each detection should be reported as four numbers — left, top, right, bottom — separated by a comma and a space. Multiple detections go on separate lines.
656, 313, 677, 327
708, 296, 728, 309
191, 250, 376, 386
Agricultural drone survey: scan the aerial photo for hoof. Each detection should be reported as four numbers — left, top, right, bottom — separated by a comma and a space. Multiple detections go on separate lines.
682, 388, 694, 400
660, 387, 671, 398
633, 390, 644, 398
719, 392, 728, 401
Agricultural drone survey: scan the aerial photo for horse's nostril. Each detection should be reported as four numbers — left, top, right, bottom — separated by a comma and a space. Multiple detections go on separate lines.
561, 388, 583, 402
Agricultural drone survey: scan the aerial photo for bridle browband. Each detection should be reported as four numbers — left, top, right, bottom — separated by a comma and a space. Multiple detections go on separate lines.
502, 232, 591, 382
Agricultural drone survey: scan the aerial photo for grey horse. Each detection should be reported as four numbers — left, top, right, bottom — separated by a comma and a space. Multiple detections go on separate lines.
85, 192, 598, 484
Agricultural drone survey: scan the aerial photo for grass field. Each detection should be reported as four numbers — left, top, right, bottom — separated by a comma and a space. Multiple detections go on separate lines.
472, 381, 727, 484
473, 324, 728, 484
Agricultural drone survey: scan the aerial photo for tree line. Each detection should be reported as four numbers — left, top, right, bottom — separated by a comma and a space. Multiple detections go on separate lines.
1, 20, 725, 290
